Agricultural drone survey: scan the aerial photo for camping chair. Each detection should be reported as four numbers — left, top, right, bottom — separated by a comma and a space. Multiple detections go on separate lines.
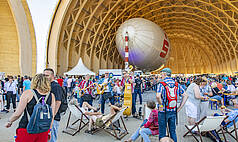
217, 115, 238, 141
62, 104, 90, 136
183, 116, 226, 142
92, 107, 128, 140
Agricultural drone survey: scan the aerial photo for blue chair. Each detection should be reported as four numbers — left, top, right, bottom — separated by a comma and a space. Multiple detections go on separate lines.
210, 99, 218, 110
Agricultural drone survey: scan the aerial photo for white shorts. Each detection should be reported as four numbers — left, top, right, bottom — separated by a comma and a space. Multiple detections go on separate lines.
185, 101, 197, 119
90, 115, 102, 122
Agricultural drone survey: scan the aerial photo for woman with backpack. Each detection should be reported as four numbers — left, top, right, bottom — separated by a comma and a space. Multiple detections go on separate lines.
5, 74, 56, 142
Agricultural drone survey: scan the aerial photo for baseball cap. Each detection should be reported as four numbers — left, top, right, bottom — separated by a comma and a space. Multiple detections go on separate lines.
160, 68, 172, 74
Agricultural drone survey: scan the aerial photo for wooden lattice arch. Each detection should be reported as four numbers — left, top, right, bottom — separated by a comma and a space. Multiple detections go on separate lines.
47, 0, 238, 74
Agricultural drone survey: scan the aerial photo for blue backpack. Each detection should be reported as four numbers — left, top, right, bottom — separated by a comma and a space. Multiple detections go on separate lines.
26, 90, 53, 134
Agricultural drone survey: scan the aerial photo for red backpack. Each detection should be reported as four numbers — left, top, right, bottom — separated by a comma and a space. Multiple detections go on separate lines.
160, 82, 178, 109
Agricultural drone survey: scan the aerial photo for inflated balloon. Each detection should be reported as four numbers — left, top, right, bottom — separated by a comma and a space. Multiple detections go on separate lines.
116, 18, 170, 71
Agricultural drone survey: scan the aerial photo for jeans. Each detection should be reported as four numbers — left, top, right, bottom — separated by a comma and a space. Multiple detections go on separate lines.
132, 93, 136, 115
134, 89, 142, 104
67, 87, 72, 94
211, 95, 222, 101
49, 120, 59, 142
77, 97, 81, 104
16, 89, 20, 102
101, 92, 114, 114
131, 127, 152, 142
64, 86, 67, 94
158, 111, 177, 142
6, 91, 16, 110
79, 97, 93, 107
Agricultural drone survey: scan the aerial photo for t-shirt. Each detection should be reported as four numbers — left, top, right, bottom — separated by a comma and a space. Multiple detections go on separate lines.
222, 76, 229, 81
103, 79, 110, 92
115, 85, 121, 94
57, 78, 64, 87
74, 86, 80, 98
23, 80, 31, 91
227, 85, 236, 92
63, 78, 68, 87
135, 78, 142, 90
51, 81, 63, 121
67, 78, 72, 87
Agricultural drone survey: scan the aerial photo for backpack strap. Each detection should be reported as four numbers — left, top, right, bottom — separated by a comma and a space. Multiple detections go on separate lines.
31, 89, 42, 104
160, 82, 167, 87
174, 82, 178, 87
44, 92, 50, 104
173, 82, 179, 125
26, 90, 40, 121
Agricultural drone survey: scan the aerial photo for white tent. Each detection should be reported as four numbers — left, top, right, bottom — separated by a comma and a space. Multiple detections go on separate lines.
64, 58, 95, 76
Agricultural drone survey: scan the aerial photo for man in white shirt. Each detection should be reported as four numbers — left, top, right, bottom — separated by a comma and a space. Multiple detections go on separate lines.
227, 81, 236, 93
4, 76, 17, 113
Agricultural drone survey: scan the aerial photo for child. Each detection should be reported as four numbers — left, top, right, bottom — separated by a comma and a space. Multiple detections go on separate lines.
73, 83, 81, 103
114, 79, 122, 104
125, 101, 159, 142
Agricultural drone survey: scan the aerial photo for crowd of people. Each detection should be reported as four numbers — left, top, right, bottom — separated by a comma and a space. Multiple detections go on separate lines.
1, 67, 238, 142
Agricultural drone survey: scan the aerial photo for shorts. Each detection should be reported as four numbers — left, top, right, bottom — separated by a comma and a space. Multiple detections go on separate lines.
15, 128, 49, 142
90, 114, 112, 123
90, 115, 102, 122
185, 101, 197, 119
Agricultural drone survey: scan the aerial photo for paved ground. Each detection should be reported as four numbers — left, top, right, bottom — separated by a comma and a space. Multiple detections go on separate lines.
0, 91, 236, 142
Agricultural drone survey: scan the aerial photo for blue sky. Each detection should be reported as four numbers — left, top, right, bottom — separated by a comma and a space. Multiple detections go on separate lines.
27, 0, 58, 73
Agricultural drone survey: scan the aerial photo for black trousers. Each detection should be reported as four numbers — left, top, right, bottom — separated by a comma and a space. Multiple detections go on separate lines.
6, 91, 16, 109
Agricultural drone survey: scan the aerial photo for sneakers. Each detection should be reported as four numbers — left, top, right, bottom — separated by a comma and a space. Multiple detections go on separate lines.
1, 109, 7, 112
85, 130, 93, 135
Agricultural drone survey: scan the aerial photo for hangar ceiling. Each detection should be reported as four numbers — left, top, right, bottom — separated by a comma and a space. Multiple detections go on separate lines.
47, 0, 238, 74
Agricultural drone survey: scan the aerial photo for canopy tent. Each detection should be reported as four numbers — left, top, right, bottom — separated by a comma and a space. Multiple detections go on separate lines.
64, 58, 95, 76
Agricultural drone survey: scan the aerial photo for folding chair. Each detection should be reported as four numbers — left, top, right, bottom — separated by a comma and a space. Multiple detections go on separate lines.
92, 107, 128, 140
183, 116, 226, 142
62, 104, 90, 136
217, 115, 238, 141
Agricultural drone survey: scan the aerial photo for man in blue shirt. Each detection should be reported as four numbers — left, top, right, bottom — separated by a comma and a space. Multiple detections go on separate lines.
23, 76, 31, 92
63, 75, 68, 94
156, 68, 188, 142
